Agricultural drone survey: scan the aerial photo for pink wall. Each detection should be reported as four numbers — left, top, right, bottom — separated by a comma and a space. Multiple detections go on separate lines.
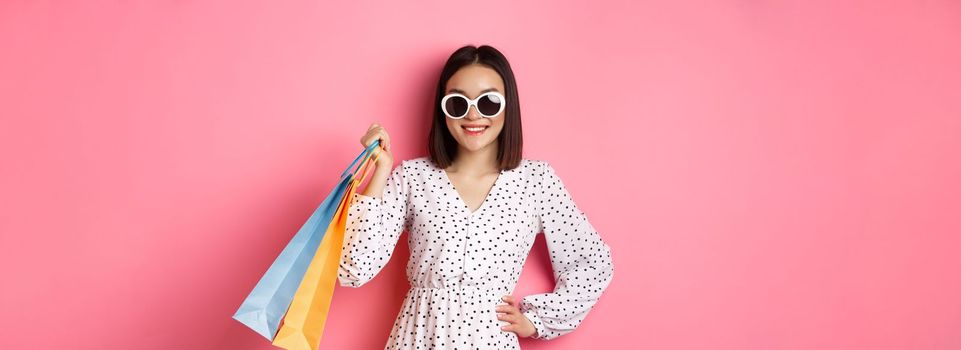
2, 1, 960, 349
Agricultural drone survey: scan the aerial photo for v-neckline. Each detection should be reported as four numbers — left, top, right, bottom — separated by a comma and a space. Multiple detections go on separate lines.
438, 164, 504, 216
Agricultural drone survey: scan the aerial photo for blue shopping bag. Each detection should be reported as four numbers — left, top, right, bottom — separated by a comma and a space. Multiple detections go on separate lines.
232, 140, 381, 340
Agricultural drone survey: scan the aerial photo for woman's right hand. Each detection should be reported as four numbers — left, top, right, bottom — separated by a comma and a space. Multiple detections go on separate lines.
361, 123, 393, 171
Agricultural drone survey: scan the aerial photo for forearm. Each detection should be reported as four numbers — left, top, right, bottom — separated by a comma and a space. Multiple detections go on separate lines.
339, 162, 406, 288
360, 165, 392, 199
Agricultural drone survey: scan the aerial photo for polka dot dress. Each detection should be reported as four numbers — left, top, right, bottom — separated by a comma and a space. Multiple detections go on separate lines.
338, 156, 615, 349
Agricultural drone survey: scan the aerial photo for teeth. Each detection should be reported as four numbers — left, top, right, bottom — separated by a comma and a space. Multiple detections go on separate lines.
464, 126, 487, 132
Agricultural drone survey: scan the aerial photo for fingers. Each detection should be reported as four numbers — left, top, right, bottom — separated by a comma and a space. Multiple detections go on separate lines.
496, 295, 520, 330
382, 130, 390, 152
501, 295, 516, 307
362, 123, 390, 152
362, 123, 379, 147
363, 123, 378, 147
496, 310, 517, 332
497, 294, 537, 337
497, 295, 519, 313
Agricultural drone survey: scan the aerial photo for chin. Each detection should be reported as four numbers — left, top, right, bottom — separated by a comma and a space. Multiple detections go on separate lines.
459, 137, 496, 151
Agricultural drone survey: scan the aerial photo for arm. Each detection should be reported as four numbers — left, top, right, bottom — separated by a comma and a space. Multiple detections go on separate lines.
337, 160, 409, 288
519, 161, 615, 340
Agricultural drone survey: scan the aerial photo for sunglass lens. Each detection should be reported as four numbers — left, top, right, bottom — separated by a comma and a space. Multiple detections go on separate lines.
445, 96, 469, 118
477, 94, 502, 116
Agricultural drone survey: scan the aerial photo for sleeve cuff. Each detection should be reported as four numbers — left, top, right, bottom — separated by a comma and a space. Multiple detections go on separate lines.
521, 308, 548, 340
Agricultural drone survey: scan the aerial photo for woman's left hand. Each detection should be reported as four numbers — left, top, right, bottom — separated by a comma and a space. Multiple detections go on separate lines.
496, 295, 537, 338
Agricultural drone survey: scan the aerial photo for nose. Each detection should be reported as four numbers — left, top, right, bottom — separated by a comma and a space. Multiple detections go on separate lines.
464, 105, 483, 120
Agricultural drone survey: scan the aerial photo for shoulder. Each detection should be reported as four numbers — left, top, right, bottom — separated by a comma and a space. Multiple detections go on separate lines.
518, 157, 554, 178
524, 157, 550, 170
505, 158, 562, 192
388, 156, 431, 171
403, 156, 436, 172
523, 158, 571, 194
399, 156, 554, 178
392, 157, 438, 183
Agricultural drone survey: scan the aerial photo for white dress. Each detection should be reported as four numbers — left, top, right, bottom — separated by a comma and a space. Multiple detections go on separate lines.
338, 156, 615, 349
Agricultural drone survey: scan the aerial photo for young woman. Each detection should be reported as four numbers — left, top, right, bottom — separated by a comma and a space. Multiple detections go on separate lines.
338, 45, 614, 349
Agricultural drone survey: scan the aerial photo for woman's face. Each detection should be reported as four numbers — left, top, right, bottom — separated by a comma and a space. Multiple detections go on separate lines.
444, 64, 506, 153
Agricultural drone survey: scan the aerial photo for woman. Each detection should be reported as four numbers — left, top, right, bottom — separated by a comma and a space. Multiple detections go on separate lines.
338, 44, 614, 349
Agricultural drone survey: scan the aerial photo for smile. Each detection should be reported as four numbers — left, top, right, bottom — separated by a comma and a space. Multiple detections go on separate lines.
462, 125, 489, 135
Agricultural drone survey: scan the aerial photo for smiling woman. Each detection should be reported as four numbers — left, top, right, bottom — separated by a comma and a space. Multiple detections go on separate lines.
428, 46, 524, 171
338, 45, 615, 350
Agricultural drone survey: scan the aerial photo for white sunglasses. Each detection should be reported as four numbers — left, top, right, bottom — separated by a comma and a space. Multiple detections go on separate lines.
440, 91, 506, 119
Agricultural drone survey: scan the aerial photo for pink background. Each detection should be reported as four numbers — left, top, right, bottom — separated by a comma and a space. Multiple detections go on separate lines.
2, 1, 960, 349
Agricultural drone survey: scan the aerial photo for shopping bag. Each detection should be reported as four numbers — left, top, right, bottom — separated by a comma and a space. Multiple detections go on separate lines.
272, 145, 382, 350
233, 140, 382, 340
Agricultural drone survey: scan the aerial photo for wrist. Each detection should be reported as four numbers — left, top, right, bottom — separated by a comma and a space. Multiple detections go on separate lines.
373, 164, 391, 178
521, 309, 546, 340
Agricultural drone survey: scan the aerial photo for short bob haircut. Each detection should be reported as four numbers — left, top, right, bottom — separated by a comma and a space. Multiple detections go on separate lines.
427, 44, 523, 171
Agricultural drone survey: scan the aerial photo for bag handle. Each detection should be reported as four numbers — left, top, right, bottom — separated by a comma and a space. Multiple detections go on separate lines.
352, 148, 381, 186
341, 139, 381, 179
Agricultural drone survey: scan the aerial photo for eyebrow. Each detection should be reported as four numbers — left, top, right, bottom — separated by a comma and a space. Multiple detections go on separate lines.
447, 87, 500, 95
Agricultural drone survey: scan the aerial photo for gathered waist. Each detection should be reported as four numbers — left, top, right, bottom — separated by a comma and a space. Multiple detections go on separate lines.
408, 284, 510, 296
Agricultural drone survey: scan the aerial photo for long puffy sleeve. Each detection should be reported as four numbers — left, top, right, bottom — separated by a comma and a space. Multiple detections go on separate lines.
338, 160, 410, 288
519, 161, 615, 340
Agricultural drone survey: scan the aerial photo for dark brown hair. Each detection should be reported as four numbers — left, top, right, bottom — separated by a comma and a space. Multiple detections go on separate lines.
427, 44, 523, 171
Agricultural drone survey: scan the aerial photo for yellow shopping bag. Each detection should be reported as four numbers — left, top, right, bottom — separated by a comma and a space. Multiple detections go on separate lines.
272, 148, 381, 350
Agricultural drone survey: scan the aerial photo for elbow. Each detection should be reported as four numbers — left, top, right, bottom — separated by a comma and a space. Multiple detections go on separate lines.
601, 242, 615, 285
337, 265, 372, 288
607, 251, 615, 283
338, 279, 365, 288
338, 274, 371, 288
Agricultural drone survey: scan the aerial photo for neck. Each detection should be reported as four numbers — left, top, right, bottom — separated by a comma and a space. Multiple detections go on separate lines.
450, 140, 499, 175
